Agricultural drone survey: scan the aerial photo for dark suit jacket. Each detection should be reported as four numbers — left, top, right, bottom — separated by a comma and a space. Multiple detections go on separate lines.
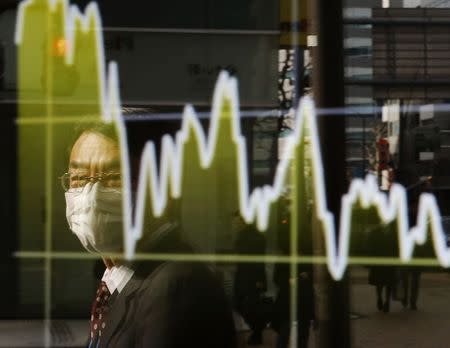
99, 261, 237, 348
233, 226, 267, 313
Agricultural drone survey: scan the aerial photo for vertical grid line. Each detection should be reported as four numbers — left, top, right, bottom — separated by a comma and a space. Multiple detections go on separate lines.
290, 146, 299, 347
44, 7, 53, 347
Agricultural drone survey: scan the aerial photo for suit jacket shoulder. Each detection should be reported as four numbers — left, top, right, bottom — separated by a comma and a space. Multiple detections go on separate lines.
106, 262, 237, 348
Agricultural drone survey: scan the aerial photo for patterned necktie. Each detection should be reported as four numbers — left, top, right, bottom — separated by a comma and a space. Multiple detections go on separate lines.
89, 281, 111, 346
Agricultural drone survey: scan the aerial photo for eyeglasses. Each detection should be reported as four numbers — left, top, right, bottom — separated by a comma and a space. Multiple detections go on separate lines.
59, 172, 122, 192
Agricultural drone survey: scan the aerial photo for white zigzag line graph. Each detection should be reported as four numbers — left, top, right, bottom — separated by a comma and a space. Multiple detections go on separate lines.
16, 0, 449, 280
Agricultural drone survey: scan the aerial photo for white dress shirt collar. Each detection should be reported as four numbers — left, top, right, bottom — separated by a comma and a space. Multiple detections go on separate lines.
101, 265, 134, 294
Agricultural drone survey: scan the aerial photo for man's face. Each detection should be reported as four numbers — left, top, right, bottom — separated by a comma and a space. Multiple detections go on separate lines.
64, 130, 124, 254
69, 131, 121, 186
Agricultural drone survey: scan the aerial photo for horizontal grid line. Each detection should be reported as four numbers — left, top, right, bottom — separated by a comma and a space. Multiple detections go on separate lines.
14, 251, 446, 266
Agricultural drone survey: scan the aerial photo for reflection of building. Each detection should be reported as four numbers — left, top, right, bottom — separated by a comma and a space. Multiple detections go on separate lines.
371, 8, 450, 215
343, 0, 404, 105
373, 8, 450, 102
343, 0, 404, 178
343, 2, 450, 180
345, 117, 378, 178
396, 104, 450, 215
344, 5, 450, 210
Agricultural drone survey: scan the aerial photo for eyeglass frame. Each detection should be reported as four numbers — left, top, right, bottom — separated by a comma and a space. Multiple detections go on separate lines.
59, 172, 122, 192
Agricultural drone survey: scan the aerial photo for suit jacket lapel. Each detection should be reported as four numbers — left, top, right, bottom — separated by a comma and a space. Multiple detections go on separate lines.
100, 275, 144, 347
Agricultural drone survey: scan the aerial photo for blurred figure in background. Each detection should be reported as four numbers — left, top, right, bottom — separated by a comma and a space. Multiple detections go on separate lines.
368, 264, 396, 312
233, 213, 267, 346
272, 221, 315, 348
399, 176, 433, 310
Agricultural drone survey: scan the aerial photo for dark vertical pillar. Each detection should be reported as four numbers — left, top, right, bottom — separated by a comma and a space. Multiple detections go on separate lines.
0, 1, 23, 319
0, 102, 18, 318
311, 0, 351, 347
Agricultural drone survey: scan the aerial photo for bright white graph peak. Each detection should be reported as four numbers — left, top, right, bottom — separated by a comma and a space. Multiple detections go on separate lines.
16, 0, 449, 280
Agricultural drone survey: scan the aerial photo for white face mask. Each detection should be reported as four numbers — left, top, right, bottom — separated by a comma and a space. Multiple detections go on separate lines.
65, 182, 124, 253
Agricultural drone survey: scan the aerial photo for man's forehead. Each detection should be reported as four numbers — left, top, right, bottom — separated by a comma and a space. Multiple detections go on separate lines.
69, 131, 120, 170
69, 158, 121, 170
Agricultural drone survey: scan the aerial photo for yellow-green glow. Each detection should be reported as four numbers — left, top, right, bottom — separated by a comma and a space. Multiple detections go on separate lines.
16, 0, 448, 280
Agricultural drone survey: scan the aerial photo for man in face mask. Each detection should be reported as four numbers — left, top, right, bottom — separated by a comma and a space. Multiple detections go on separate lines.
64, 127, 124, 257
62, 123, 237, 348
